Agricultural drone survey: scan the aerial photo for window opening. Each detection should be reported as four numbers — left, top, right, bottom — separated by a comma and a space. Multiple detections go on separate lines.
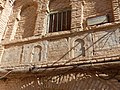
48, 9, 71, 33
87, 15, 109, 26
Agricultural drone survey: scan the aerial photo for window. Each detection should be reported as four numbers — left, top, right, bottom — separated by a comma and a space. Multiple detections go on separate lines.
87, 15, 109, 26
48, 9, 71, 33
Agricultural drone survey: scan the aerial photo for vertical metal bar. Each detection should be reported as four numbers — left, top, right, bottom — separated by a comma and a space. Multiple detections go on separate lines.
56, 13, 58, 32
66, 11, 68, 30
52, 14, 55, 32
61, 12, 63, 31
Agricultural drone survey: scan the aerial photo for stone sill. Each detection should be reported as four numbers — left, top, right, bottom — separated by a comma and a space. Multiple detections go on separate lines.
0, 54, 120, 76
2, 21, 120, 46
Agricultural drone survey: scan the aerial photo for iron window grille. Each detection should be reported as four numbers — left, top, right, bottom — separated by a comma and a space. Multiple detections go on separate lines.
48, 9, 71, 33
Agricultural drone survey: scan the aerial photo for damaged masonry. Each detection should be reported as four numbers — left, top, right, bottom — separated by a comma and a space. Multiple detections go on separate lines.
0, 0, 120, 90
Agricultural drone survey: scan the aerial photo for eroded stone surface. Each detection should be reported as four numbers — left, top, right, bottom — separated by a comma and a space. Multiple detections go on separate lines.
0, 0, 120, 90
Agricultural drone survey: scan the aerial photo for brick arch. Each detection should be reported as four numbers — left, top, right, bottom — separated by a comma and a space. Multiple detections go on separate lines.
14, 1, 38, 39
49, 0, 70, 11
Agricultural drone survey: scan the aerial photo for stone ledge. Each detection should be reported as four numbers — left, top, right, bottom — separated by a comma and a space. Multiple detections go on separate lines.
0, 54, 120, 71
2, 21, 120, 46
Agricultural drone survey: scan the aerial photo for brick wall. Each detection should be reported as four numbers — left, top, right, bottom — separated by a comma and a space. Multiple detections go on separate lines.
71, 0, 114, 29
4, 0, 39, 40
14, 2, 37, 39
3, 0, 116, 41
0, 1, 120, 90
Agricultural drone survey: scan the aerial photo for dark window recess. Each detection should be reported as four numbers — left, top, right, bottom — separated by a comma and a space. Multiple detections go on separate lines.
49, 10, 71, 33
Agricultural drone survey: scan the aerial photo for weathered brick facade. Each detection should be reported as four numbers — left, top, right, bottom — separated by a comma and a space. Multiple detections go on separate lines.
0, 0, 120, 90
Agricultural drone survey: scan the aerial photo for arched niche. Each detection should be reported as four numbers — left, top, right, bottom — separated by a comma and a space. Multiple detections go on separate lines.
32, 45, 42, 62
15, 2, 38, 39
74, 39, 85, 58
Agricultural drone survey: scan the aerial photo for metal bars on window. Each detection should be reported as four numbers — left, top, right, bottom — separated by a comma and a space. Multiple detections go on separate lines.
49, 9, 71, 33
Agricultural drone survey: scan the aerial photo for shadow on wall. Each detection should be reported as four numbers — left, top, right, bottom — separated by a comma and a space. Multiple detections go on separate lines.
1, 72, 118, 90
